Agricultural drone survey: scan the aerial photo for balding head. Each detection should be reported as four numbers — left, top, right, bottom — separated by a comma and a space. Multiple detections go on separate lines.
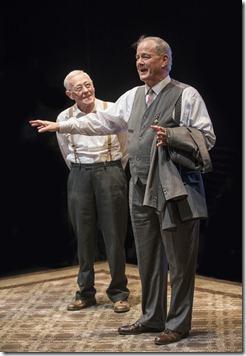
135, 36, 172, 72
64, 70, 92, 90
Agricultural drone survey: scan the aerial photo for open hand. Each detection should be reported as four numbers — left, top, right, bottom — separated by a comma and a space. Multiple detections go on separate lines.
29, 120, 59, 133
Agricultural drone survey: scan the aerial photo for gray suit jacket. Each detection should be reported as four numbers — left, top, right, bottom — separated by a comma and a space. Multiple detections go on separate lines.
143, 127, 212, 230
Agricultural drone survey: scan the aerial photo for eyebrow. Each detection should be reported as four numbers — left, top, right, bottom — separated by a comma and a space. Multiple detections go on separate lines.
74, 81, 92, 87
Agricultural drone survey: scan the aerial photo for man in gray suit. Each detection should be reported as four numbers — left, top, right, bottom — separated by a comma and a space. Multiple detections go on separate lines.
30, 35, 216, 345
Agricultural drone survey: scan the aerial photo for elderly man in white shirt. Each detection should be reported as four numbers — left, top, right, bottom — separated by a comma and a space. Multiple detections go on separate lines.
53, 70, 130, 313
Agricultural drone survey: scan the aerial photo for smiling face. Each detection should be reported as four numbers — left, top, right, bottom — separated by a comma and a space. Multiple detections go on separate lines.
66, 73, 95, 113
136, 39, 169, 87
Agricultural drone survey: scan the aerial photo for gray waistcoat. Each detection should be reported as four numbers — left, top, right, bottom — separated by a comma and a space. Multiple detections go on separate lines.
128, 80, 186, 184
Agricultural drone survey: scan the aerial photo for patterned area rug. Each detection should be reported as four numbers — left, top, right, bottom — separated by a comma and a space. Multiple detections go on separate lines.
0, 262, 242, 352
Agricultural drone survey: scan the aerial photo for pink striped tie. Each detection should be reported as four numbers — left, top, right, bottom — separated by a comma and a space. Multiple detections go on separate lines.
146, 88, 155, 107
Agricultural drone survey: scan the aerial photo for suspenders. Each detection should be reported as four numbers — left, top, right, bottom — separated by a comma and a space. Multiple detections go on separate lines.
102, 101, 113, 161
68, 102, 113, 163
68, 106, 79, 163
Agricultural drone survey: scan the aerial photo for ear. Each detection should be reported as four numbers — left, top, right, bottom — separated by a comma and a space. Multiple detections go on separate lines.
161, 54, 169, 68
66, 90, 74, 100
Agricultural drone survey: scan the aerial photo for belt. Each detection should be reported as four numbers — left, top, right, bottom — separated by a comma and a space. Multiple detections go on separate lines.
71, 159, 121, 169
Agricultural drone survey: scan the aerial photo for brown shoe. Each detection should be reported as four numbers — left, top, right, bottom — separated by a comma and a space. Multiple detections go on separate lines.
154, 329, 189, 345
67, 297, 96, 311
114, 300, 130, 313
118, 321, 164, 335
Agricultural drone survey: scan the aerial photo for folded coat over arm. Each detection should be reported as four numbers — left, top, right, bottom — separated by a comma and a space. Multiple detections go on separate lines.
143, 127, 212, 230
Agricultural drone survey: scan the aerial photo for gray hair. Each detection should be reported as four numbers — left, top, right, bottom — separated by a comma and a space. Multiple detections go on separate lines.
63, 70, 91, 89
134, 35, 172, 72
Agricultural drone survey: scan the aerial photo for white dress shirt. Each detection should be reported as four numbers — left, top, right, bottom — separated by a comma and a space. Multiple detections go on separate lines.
59, 76, 216, 150
56, 98, 128, 169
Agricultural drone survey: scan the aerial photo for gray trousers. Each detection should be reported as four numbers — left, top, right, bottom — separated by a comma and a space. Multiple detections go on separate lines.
67, 160, 129, 302
129, 179, 199, 332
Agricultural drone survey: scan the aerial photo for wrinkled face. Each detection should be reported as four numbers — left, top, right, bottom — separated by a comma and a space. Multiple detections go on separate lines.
136, 39, 168, 87
66, 73, 95, 109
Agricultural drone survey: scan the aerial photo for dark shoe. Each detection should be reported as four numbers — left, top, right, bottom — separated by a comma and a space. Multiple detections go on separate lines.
114, 300, 130, 313
67, 297, 96, 311
154, 329, 189, 345
118, 321, 163, 335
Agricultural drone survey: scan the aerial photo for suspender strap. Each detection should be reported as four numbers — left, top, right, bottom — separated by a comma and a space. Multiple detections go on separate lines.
68, 105, 79, 163
68, 106, 74, 118
107, 134, 112, 161
103, 102, 113, 161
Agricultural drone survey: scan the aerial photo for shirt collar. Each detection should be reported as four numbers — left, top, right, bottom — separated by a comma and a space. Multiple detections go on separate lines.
73, 100, 97, 115
145, 75, 171, 95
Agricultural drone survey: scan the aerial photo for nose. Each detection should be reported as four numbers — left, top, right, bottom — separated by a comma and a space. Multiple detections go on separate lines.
136, 58, 142, 65
82, 85, 89, 93
137, 58, 145, 69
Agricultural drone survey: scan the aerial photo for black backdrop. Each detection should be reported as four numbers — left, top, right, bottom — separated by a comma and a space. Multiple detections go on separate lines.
1, 1, 242, 281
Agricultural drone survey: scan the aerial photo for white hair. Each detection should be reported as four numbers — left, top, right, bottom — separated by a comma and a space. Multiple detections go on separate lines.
63, 70, 91, 89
